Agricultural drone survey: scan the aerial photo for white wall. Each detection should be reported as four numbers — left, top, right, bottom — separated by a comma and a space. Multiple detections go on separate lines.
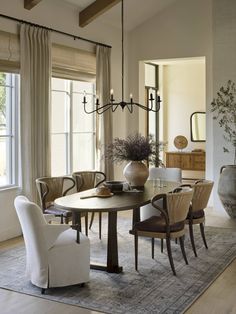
0, 0, 127, 241
0, 188, 21, 241
128, 0, 217, 204
212, 0, 236, 213
163, 61, 206, 152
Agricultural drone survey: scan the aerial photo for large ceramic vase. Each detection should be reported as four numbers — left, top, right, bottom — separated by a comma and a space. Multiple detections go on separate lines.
218, 165, 236, 218
123, 161, 149, 187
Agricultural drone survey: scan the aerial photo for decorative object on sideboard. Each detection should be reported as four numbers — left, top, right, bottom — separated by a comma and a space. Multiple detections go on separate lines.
174, 135, 188, 151
211, 80, 236, 218
82, 0, 161, 114
104, 133, 166, 187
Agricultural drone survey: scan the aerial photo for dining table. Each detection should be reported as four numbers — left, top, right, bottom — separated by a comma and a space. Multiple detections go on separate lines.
54, 180, 179, 273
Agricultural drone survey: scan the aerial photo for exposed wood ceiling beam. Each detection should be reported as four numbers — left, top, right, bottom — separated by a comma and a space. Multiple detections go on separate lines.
24, 0, 42, 10
79, 0, 121, 27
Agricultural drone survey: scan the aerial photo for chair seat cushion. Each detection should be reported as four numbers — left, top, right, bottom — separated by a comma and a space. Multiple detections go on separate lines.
187, 209, 204, 220
44, 205, 72, 218
132, 216, 185, 233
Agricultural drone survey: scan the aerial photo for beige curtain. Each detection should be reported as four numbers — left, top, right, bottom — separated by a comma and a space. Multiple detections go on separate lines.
96, 46, 114, 180
20, 24, 51, 202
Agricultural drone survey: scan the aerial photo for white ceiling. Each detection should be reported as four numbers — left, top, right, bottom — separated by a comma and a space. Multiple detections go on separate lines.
61, 0, 177, 31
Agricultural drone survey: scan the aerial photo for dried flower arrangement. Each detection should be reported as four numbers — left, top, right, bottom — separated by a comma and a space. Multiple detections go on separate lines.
104, 133, 166, 167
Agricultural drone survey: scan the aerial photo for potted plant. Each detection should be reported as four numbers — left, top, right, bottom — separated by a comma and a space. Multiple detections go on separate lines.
211, 80, 236, 218
104, 133, 165, 187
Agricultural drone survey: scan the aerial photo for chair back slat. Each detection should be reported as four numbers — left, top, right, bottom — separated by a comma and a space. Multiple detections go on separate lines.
36, 176, 74, 210
192, 181, 214, 212
166, 190, 193, 225
72, 171, 106, 192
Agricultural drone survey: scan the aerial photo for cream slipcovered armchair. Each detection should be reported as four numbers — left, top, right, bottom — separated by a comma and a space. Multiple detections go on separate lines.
140, 168, 182, 221
14, 196, 90, 293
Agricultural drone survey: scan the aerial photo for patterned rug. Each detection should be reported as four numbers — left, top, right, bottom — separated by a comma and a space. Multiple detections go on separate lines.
1, 211, 236, 314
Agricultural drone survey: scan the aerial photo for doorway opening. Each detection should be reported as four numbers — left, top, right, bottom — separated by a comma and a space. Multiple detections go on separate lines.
139, 56, 206, 181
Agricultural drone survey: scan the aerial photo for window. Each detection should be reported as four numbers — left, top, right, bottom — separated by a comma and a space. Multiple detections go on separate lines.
0, 72, 19, 188
51, 78, 96, 176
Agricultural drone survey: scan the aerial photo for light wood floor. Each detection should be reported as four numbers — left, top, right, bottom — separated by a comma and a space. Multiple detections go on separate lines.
0, 209, 236, 314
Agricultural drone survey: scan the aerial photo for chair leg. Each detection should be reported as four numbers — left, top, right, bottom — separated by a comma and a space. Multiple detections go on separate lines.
60, 214, 63, 224
85, 213, 88, 236
200, 223, 208, 249
166, 237, 176, 276
41, 288, 46, 294
89, 212, 95, 229
99, 212, 102, 240
161, 238, 164, 253
135, 233, 138, 271
151, 238, 155, 259
175, 238, 178, 244
189, 223, 198, 257
179, 236, 188, 265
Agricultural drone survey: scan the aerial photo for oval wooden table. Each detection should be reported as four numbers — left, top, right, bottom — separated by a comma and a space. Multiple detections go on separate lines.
55, 180, 179, 273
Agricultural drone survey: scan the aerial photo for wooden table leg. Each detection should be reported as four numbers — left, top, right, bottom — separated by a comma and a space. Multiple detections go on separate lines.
107, 211, 122, 273
72, 212, 81, 243
132, 207, 140, 227
90, 210, 122, 273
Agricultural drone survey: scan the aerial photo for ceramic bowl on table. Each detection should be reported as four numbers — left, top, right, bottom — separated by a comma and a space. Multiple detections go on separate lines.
104, 181, 125, 193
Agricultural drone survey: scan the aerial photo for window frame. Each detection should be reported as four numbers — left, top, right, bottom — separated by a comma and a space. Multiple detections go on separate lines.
0, 72, 19, 189
51, 77, 96, 176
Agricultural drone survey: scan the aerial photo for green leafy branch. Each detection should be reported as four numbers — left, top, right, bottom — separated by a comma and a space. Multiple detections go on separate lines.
211, 80, 236, 164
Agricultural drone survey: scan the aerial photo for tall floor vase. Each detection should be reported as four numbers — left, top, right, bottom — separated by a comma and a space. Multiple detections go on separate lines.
218, 165, 236, 218
123, 161, 149, 187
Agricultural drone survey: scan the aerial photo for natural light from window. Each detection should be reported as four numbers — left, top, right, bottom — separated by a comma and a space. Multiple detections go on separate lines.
0, 72, 19, 188
51, 78, 96, 176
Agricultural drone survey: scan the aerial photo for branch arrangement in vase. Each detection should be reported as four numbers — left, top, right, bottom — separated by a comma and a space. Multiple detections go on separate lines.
104, 133, 166, 167
211, 80, 236, 164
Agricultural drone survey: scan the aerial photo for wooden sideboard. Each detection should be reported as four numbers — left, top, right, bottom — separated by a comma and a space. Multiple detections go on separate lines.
165, 151, 205, 171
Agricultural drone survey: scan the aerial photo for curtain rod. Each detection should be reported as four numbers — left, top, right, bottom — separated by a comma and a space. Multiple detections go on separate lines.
0, 13, 112, 48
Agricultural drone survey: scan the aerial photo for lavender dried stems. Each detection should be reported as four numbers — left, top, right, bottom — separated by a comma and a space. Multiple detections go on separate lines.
105, 133, 166, 167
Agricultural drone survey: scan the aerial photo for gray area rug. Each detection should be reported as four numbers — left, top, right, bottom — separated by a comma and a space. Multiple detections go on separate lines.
1, 212, 236, 314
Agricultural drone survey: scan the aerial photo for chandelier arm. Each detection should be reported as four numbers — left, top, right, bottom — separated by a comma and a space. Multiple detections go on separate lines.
132, 102, 161, 112
131, 102, 152, 111
97, 105, 114, 114
126, 104, 133, 113
112, 104, 119, 112
84, 102, 113, 114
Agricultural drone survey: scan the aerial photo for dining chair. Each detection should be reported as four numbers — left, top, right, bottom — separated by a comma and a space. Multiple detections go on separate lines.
36, 176, 75, 225
184, 180, 214, 257
130, 187, 193, 275
72, 171, 106, 239
140, 167, 182, 221
14, 195, 90, 294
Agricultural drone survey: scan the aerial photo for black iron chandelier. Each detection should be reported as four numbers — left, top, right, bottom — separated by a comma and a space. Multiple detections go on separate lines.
83, 0, 161, 114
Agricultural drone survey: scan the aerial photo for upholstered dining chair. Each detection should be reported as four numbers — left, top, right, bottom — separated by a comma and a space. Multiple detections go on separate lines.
184, 180, 214, 257
130, 187, 193, 275
14, 196, 90, 294
36, 176, 75, 225
140, 167, 182, 221
72, 171, 106, 239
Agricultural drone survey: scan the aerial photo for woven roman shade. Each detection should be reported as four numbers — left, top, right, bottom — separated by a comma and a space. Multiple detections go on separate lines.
0, 30, 20, 72
52, 44, 96, 81
0, 30, 96, 80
